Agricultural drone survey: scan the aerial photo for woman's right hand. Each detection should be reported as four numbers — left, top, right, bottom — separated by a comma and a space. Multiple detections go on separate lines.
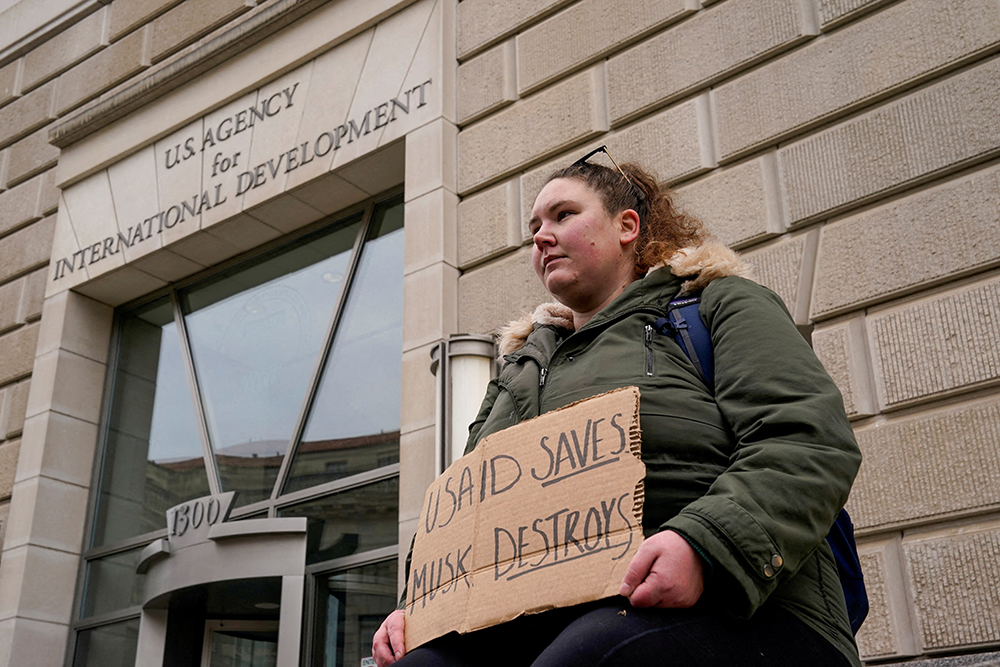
619, 529, 705, 608
372, 609, 406, 666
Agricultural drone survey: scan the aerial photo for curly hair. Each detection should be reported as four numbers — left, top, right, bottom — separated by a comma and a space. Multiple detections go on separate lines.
544, 160, 705, 278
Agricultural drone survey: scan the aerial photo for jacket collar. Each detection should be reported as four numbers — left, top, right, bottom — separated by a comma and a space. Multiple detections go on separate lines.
497, 239, 751, 357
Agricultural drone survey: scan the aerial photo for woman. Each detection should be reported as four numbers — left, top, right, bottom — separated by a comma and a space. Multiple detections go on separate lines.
373, 148, 862, 667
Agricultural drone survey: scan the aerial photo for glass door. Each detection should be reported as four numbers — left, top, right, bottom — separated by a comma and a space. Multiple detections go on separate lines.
201, 620, 279, 667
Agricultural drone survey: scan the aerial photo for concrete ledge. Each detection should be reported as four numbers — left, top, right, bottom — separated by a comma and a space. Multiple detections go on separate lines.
48, 0, 337, 148
142, 531, 307, 606
136, 539, 170, 575
208, 517, 307, 540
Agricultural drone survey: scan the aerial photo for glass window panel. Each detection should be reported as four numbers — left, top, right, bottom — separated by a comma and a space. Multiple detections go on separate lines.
279, 477, 399, 565
209, 629, 278, 667
182, 219, 362, 507
286, 199, 403, 494
73, 618, 140, 667
312, 560, 397, 667
282, 431, 399, 494
92, 298, 210, 547
82, 548, 146, 618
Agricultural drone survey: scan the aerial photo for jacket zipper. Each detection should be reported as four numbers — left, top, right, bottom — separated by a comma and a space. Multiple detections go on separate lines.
644, 324, 654, 377
529, 305, 670, 396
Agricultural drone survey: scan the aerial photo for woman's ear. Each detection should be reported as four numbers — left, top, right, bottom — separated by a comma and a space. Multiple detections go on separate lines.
618, 209, 641, 246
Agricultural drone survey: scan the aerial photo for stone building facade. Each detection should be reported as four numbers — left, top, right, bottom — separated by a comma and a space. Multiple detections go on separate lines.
0, 0, 997, 665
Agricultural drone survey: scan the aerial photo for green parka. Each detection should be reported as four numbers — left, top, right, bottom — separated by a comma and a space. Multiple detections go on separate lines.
465, 243, 863, 666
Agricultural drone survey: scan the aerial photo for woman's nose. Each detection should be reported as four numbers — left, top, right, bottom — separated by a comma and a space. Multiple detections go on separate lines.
532, 222, 555, 246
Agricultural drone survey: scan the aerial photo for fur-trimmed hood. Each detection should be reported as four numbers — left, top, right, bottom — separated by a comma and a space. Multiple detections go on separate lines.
496, 239, 752, 357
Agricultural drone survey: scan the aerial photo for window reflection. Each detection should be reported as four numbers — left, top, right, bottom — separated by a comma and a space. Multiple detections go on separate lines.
313, 560, 397, 667
208, 628, 278, 667
284, 431, 399, 492
73, 618, 140, 667
279, 477, 399, 564
287, 200, 403, 494
82, 199, 404, 667
183, 219, 363, 507
93, 299, 210, 546
82, 548, 146, 618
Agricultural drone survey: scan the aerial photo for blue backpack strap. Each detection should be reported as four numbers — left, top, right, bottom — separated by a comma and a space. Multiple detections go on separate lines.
654, 295, 714, 388
652, 291, 868, 634
828, 508, 869, 634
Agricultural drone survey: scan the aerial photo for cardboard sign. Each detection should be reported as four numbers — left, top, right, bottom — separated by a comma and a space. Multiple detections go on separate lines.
404, 386, 645, 650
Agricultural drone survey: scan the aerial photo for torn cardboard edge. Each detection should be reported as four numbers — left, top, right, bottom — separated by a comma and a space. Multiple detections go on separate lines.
404, 386, 645, 650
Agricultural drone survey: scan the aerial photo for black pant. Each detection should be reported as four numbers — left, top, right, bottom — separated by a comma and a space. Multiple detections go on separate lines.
397, 599, 852, 667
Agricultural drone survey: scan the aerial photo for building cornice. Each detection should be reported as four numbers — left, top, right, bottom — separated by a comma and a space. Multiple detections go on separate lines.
0, 0, 108, 66
48, 0, 331, 149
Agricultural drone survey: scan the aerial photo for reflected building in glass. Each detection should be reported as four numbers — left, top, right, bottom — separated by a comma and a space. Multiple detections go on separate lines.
75, 199, 406, 667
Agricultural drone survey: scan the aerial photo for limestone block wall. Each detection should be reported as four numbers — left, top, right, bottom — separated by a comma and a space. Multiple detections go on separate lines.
454, 0, 1000, 663
0, 0, 283, 525
0, 1, 370, 662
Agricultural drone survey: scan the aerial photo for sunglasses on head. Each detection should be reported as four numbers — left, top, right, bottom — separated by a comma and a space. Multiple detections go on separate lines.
571, 145, 647, 208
